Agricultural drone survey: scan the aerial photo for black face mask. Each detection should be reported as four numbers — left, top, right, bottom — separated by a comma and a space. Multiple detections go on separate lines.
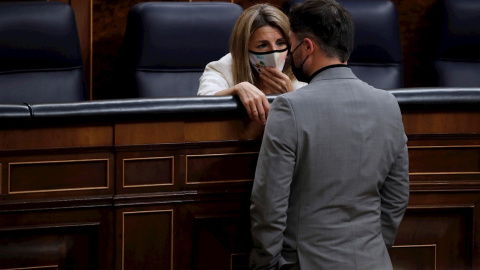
290, 41, 309, 83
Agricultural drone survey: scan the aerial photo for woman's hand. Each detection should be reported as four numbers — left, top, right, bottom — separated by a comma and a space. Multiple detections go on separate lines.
259, 67, 295, 94
234, 82, 270, 125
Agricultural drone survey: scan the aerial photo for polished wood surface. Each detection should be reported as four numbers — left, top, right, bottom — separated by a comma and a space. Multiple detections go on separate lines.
0, 125, 112, 151
68, 0, 93, 99
115, 121, 185, 145
0, 108, 479, 269
120, 209, 173, 269
403, 111, 480, 134
52, 0, 92, 98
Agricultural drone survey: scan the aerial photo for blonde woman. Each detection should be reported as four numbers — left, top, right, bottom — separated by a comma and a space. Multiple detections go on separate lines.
198, 4, 306, 125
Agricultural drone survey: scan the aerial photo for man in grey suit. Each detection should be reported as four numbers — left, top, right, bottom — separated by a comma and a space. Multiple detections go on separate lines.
249, 0, 410, 269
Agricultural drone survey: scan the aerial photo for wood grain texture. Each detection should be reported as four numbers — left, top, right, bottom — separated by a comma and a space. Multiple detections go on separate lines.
70, 0, 93, 98
115, 121, 185, 145
0, 107, 479, 269
8, 159, 109, 194
185, 119, 263, 142
0, 125, 113, 151
120, 209, 173, 270
391, 0, 440, 87
123, 156, 174, 187
186, 152, 258, 184
403, 111, 480, 134
0, 209, 114, 269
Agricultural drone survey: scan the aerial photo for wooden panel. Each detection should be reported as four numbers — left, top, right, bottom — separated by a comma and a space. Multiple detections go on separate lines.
69, 0, 92, 99
185, 120, 264, 142
116, 120, 263, 145
402, 112, 480, 135
394, 207, 473, 269
123, 156, 174, 187
8, 159, 109, 194
409, 146, 480, 174
115, 122, 184, 145
0, 266, 58, 270
390, 0, 440, 87
186, 152, 258, 184
409, 145, 480, 184
408, 146, 480, 190
0, 125, 113, 151
0, 109, 479, 269
407, 135, 480, 147
122, 210, 173, 270
0, 223, 99, 270
49, 0, 92, 99
173, 199, 251, 270
0, 208, 114, 269
194, 216, 251, 270
91, 0, 147, 100
390, 245, 436, 270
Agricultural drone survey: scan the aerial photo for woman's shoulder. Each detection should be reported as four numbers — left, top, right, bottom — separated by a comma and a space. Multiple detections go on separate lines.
206, 53, 233, 71
292, 79, 308, 90
198, 53, 234, 96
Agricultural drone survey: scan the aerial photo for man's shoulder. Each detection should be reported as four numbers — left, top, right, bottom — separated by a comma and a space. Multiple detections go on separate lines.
368, 85, 399, 104
281, 77, 399, 106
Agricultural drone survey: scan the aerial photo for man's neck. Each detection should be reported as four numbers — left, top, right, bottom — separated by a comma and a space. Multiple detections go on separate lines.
307, 57, 345, 78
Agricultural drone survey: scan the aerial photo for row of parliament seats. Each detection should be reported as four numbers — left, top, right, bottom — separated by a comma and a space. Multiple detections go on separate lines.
0, 0, 479, 104
124, 0, 405, 97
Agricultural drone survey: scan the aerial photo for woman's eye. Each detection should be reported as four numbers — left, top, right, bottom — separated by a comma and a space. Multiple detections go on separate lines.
277, 41, 286, 47
257, 44, 267, 49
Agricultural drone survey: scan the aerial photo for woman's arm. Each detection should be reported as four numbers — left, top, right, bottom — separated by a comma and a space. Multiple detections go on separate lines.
198, 54, 270, 125
198, 54, 233, 96
215, 82, 270, 126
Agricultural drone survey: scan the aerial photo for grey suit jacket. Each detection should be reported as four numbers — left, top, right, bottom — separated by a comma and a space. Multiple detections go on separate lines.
250, 67, 409, 270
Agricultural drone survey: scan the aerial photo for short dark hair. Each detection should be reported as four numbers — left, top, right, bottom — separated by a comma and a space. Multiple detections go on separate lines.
289, 0, 354, 62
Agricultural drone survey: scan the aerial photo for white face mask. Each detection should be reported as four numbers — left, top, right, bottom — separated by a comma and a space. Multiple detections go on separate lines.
249, 47, 289, 73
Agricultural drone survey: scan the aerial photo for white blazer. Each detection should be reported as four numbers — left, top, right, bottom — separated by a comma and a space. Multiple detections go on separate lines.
197, 53, 306, 96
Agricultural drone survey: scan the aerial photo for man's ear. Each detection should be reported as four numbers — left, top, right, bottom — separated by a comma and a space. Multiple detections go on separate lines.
304, 38, 315, 55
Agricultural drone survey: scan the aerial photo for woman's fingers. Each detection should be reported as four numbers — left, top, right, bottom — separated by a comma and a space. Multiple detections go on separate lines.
246, 91, 268, 125
261, 95, 270, 120
259, 68, 282, 91
260, 67, 294, 93
237, 82, 269, 125
254, 98, 268, 125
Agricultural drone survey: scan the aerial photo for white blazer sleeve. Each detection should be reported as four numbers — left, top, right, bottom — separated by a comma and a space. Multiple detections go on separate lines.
292, 79, 307, 90
197, 53, 234, 96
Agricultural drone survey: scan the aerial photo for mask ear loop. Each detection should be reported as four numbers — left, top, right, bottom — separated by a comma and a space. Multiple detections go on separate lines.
299, 55, 309, 67
289, 40, 304, 56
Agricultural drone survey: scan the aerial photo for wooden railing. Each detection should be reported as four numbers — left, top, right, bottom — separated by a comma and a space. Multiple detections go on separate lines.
1, 89, 479, 269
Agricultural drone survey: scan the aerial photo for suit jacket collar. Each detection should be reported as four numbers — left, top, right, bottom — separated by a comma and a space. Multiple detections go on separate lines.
309, 66, 357, 84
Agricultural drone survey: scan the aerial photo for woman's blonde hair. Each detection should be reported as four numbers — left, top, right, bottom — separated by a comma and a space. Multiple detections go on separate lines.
230, 4, 294, 85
